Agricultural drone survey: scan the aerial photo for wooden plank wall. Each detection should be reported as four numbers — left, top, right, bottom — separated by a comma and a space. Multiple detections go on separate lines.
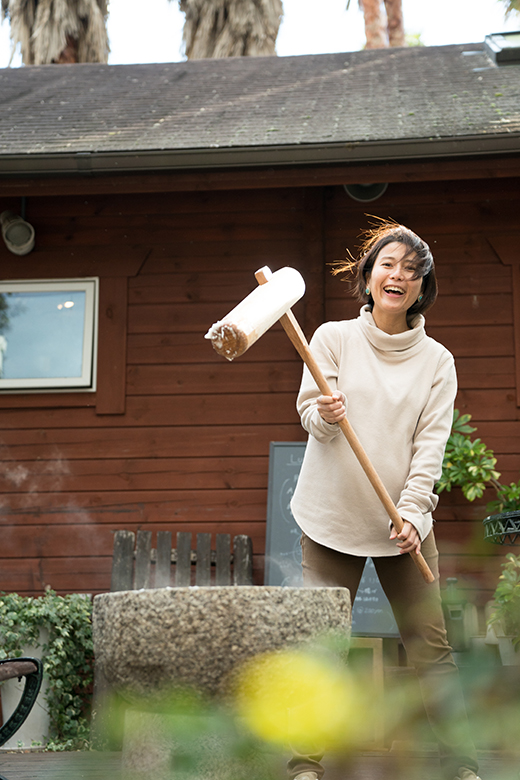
0, 188, 312, 594
0, 176, 518, 606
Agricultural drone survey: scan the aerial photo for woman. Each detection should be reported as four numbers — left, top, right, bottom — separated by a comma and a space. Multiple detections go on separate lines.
289, 222, 481, 780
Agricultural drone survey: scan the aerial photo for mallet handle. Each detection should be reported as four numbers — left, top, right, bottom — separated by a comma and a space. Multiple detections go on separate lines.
255, 270, 435, 584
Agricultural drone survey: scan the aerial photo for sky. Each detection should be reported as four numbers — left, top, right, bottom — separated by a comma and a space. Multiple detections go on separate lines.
0, 0, 519, 68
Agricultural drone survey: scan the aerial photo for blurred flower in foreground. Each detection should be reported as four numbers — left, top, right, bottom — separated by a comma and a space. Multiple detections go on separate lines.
233, 647, 372, 751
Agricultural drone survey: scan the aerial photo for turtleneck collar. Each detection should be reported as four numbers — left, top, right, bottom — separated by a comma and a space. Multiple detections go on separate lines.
358, 305, 426, 352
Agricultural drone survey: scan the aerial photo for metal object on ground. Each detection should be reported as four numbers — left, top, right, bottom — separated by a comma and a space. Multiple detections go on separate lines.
0, 658, 43, 747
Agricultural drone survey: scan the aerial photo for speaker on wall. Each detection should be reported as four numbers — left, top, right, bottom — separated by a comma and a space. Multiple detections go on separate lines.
343, 182, 388, 202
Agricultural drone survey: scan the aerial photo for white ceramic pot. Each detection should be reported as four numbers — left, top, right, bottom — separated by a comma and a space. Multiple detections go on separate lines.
497, 635, 520, 666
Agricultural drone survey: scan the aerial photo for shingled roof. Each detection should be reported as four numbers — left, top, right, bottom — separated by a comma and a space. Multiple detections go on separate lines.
0, 41, 519, 176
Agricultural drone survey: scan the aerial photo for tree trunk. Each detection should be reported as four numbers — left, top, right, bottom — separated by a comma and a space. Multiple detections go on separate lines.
52, 34, 79, 63
360, 0, 387, 49
179, 0, 283, 60
383, 0, 405, 47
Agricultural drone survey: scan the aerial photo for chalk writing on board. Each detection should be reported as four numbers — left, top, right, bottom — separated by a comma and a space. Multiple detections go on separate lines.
265, 441, 399, 638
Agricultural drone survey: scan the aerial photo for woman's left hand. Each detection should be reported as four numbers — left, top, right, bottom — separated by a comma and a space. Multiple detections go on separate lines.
389, 521, 421, 555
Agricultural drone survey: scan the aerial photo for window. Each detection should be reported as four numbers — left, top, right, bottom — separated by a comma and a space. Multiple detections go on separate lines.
0, 278, 98, 391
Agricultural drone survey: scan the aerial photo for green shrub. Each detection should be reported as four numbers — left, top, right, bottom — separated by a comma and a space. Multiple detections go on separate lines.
488, 553, 520, 647
437, 410, 501, 502
486, 481, 520, 515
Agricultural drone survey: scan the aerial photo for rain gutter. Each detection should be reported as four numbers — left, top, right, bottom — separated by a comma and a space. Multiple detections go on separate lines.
0, 133, 519, 177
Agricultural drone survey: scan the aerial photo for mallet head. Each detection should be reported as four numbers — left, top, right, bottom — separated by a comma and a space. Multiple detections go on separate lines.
205, 266, 306, 360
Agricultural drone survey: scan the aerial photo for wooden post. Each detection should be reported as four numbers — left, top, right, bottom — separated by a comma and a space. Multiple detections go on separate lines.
233, 535, 253, 585
216, 534, 232, 585
488, 233, 520, 407
96, 276, 128, 415
196, 533, 212, 586
134, 531, 152, 590
110, 531, 135, 592
175, 533, 192, 586
155, 532, 172, 588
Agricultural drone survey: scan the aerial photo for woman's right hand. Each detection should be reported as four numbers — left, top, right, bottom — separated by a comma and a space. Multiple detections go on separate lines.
317, 391, 346, 424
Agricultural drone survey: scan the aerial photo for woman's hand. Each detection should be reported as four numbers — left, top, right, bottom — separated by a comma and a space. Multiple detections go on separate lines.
317, 391, 346, 424
390, 520, 421, 555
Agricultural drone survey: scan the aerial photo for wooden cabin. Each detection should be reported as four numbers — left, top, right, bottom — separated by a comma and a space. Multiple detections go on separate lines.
0, 41, 519, 607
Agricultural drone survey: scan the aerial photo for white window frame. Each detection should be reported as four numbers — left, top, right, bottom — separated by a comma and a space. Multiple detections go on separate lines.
0, 278, 98, 392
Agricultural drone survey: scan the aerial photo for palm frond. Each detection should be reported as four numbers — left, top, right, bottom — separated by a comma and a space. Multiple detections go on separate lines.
502, 0, 520, 15
179, 0, 283, 59
4, 0, 38, 64
3, 0, 109, 64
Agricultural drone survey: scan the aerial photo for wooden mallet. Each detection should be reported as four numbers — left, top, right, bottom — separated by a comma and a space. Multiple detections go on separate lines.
205, 266, 435, 584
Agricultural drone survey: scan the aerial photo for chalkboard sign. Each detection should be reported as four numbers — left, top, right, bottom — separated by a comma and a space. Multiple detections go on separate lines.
264, 441, 400, 638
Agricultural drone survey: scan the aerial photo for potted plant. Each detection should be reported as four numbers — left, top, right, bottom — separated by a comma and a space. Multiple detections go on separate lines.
436, 411, 520, 663
437, 410, 520, 542
486, 553, 520, 665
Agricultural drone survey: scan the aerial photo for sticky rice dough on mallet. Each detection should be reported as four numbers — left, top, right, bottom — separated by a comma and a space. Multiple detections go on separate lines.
205, 266, 306, 360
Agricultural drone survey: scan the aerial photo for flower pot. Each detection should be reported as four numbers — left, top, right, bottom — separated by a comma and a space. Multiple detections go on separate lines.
497, 635, 520, 666
483, 510, 520, 546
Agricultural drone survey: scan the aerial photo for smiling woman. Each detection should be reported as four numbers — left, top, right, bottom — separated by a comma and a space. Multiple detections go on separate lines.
346, 222, 438, 335
287, 220, 482, 780
365, 243, 424, 334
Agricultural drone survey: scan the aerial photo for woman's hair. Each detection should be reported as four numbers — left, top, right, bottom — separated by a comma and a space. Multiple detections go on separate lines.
332, 219, 438, 319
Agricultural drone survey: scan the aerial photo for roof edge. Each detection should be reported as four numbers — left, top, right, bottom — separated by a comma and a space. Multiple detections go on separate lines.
1, 134, 519, 177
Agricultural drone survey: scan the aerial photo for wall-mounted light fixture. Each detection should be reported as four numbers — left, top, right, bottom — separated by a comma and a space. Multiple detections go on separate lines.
343, 183, 389, 202
0, 210, 36, 255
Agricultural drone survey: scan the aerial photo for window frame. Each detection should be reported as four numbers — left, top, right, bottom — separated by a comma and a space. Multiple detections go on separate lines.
0, 277, 98, 393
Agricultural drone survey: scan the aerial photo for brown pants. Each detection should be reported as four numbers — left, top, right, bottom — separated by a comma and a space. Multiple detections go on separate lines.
287, 531, 478, 780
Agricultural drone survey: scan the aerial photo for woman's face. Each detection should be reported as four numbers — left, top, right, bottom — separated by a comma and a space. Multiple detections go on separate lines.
366, 241, 423, 327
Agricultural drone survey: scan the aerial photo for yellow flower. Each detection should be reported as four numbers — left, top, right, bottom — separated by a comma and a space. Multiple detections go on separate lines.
233, 649, 371, 751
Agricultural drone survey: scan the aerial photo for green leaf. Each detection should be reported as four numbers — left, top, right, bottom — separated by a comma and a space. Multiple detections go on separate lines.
438, 409, 504, 502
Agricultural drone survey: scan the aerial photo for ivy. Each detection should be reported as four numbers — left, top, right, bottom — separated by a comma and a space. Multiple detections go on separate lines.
0, 590, 93, 750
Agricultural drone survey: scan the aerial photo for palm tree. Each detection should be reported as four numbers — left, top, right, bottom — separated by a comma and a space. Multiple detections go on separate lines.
1, 0, 109, 65
383, 0, 404, 47
178, 0, 283, 60
359, 0, 386, 48
358, 0, 404, 49
501, 0, 520, 13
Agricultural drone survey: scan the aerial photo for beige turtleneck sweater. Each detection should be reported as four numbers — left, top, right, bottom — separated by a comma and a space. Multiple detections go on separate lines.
290, 306, 457, 557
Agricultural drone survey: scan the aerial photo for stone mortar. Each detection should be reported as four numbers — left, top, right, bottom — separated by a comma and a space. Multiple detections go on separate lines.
93, 586, 351, 702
